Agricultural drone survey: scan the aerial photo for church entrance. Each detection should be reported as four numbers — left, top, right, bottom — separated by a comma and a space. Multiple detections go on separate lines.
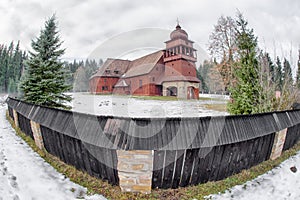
187, 86, 197, 99
167, 86, 177, 97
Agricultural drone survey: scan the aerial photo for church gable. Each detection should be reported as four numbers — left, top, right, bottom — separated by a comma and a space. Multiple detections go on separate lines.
123, 51, 164, 78
90, 58, 130, 79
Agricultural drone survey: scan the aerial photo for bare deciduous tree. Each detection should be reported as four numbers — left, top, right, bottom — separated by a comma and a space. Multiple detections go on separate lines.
208, 15, 238, 91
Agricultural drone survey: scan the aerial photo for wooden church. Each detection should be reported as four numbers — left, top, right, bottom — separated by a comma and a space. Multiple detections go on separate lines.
89, 23, 200, 99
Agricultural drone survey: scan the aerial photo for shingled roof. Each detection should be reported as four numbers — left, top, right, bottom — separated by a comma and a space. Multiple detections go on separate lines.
90, 58, 130, 79
156, 75, 200, 84
123, 50, 164, 78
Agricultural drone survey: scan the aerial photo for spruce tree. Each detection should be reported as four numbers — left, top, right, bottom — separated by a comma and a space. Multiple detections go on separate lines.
283, 58, 293, 86
275, 57, 283, 90
20, 15, 71, 109
296, 50, 300, 89
197, 60, 212, 92
228, 13, 266, 114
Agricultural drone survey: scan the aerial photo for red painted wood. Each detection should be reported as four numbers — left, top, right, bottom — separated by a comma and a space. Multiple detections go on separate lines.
90, 77, 119, 94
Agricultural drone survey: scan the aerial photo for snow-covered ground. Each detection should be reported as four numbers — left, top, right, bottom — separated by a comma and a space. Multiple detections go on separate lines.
70, 93, 228, 118
207, 152, 300, 200
0, 94, 106, 200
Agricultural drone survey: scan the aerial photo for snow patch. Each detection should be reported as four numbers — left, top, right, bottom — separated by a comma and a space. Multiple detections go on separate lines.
0, 105, 106, 200
206, 151, 300, 199
70, 93, 228, 118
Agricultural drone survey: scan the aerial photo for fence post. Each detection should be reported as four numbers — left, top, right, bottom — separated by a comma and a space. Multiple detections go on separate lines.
270, 128, 287, 160
117, 150, 154, 194
12, 109, 19, 128
30, 120, 44, 150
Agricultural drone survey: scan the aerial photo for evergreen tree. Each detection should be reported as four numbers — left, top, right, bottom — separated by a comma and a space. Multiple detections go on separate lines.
283, 58, 293, 86
0, 41, 25, 93
84, 59, 99, 78
20, 15, 71, 109
228, 13, 267, 114
63, 58, 101, 90
73, 66, 88, 92
262, 52, 275, 83
275, 57, 283, 90
197, 61, 211, 92
296, 50, 300, 89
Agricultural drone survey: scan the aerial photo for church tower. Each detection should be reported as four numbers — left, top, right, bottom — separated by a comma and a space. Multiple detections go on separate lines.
162, 23, 200, 99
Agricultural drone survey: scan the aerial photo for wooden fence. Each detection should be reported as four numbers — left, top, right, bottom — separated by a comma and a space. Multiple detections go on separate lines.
6, 97, 300, 193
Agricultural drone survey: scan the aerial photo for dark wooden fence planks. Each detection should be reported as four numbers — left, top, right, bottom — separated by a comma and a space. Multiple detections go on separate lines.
17, 113, 34, 139
152, 133, 276, 188
283, 123, 300, 151
8, 106, 14, 119
40, 125, 119, 185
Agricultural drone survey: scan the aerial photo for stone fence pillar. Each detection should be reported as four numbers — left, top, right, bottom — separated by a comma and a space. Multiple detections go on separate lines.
117, 150, 154, 194
12, 109, 19, 128
30, 120, 44, 150
270, 128, 287, 160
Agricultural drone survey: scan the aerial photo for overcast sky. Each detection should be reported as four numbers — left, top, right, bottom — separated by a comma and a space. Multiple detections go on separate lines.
1, 0, 300, 68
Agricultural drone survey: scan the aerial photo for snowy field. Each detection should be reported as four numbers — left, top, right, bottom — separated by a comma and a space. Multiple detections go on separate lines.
0, 94, 106, 200
1, 94, 300, 199
70, 93, 228, 118
206, 153, 300, 200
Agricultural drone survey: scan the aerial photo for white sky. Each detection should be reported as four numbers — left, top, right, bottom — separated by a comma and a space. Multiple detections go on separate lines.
1, 0, 299, 68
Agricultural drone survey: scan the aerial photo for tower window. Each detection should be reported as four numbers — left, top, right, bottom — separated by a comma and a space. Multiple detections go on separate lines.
186, 47, 190, 55
139, 80, 143, 88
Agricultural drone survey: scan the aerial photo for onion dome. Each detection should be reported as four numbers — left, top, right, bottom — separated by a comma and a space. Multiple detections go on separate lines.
170, 24, 188, 40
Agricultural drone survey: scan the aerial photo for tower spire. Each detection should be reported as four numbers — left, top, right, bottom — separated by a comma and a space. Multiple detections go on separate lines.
176, 18, 181, 29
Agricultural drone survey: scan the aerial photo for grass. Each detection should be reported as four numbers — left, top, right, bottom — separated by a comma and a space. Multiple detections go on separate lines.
203, 104, 228, 112
6, 111, 300, 200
